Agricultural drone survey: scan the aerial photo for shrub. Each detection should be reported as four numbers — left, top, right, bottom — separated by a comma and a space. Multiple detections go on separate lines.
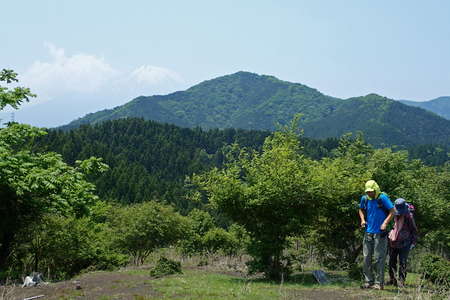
419, 254, 450, 287
150, 257, 182, 277
203, 228, 238, 256
10, 215, 128, 280
348, 263, 363, 281
108, 201, 189, 265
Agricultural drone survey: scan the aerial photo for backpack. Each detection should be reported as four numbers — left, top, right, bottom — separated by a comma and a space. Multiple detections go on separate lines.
361, 192, 390, 217
407, 203, 415, 215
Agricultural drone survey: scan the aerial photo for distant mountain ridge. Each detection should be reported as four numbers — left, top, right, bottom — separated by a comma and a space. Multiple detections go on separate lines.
63, 71, 450, 147
399, 97, 450, 120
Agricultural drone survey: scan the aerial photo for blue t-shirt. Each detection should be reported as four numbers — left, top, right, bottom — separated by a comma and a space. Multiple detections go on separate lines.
359, 193, 394, 234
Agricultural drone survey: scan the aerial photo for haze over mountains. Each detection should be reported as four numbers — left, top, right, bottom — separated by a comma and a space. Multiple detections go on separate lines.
399, 97, 450, 120
64, 71, 450, 147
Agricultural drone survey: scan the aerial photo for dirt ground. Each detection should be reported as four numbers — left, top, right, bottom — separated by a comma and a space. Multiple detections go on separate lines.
1, 268, 416, 300
3, 270, 160, 300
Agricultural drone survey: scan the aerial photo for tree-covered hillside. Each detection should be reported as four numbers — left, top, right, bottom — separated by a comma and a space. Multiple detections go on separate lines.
63, 72, 450, 147
400, 96, 450, 120
304, 94, 450, 146
36, 118, 339, 209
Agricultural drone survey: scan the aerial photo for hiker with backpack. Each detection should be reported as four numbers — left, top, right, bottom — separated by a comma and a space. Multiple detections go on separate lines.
358, 180, 395, 290
387, 198, 418, 287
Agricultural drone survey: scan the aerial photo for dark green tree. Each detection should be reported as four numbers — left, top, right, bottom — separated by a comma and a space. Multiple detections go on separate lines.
195, 121, 316, 279
0, 69, 108, 271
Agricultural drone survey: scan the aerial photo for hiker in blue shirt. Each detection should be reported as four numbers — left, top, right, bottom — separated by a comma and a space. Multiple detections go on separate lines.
358, 180, 395, 290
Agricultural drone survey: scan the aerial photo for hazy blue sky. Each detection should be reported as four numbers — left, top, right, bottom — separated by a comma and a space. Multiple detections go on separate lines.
1, 0, 450, 127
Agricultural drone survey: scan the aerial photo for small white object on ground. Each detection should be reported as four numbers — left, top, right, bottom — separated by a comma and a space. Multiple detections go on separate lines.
23, 295, 45, 300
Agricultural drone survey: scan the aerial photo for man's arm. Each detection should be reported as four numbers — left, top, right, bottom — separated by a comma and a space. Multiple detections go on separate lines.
381, 208, 395, 231
358, 209, 366, 228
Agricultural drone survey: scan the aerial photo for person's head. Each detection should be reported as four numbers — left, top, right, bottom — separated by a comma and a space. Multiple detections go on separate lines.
364, 180, 381, 199
394, 198, 409, 216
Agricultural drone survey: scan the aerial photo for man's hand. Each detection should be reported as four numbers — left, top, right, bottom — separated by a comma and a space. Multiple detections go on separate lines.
380, 223, 387, 231
361, 221, 367, 228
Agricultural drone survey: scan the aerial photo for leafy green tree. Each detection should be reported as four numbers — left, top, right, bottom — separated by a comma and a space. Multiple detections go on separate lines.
178, 209, 216, 256
0, 69, 35, 110
203, 228, 238, 256
11, 214, 127, 280
107, 201, 188, 265
310, 134, 450, 268
195, 122, 316, 279
0, 69, 108, 271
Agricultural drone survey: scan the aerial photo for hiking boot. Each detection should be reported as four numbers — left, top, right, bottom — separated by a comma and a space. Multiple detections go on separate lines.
361, 282, 373, 289
371, 283, 384, 290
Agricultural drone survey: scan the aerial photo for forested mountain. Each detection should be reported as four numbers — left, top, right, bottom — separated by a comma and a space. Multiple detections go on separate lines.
63, 72, 450, 147
399, 96, 450, 120
36, 118, 339, 208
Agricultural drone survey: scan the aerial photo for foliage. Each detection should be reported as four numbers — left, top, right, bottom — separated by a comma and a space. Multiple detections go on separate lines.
32, 118, 342, 208
178, 209, 215, 256
0, 69, 35, 110
400, 97, 450, 120
107, 201, 189, 265
194, 121, 316, 279
347, 264, 363, 281
0, 69, 108, 272
33, 119, 271, 208
307, 134, 450, 268
418, 254, 450, 287
203, 228, 239, 256
149, 257, 182, 277
305, 94, 450, 146
7, 214, 127, 280
63, 71, 450, 147
406, 144, 450, 166
227, 223, 251, 256
404, 163, 450, 256
178, 209, 248, 257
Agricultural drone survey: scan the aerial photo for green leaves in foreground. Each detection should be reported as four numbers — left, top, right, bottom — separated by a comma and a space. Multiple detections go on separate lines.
194, 126, 450, 279
108, 201, 189, 265
0, 69, 109, 272
0, 69, 36, 110
195, 127, 315, 279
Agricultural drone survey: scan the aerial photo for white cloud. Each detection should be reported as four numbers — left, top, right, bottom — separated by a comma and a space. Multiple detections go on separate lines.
10, 43, 185, 126
22, 43, 118, 98
130, 65, 183, 86
21, 44, 184, 103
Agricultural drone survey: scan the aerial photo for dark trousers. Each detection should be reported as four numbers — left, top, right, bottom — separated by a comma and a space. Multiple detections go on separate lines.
388, 245, 410, 284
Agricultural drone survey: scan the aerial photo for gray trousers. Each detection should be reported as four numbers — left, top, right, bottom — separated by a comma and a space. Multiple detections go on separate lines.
363, 232, 387, 285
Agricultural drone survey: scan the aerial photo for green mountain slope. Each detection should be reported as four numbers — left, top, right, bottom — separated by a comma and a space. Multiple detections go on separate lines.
399, 97, 450, 120
305, 94, 450, 146
37, 118, 340, 207
63, 72, 450, 147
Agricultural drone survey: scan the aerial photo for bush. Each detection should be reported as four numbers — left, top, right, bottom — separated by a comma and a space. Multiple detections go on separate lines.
419, 254, 450, 287
203, 228, 238, 256
108, 201, 189, 265
9, 215, 128, 280
150, 257, 182, 277
348, 263, 363, 281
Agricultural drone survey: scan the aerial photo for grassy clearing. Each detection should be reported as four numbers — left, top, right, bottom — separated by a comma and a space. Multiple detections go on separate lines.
122, 267, 449, 300
4, 259, 448, 299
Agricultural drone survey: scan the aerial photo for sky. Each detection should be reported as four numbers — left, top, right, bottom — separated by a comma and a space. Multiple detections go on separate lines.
1, 0, 450, 127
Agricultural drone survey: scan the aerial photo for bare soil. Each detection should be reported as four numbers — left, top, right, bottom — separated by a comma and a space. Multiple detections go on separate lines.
4, 269, 160, 300
2, 267, 412, 300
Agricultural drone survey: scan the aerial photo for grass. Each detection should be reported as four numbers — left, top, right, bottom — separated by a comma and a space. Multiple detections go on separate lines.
4, 254, 448, 300
122, 268, 363, 300
120, 267, 449, 300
